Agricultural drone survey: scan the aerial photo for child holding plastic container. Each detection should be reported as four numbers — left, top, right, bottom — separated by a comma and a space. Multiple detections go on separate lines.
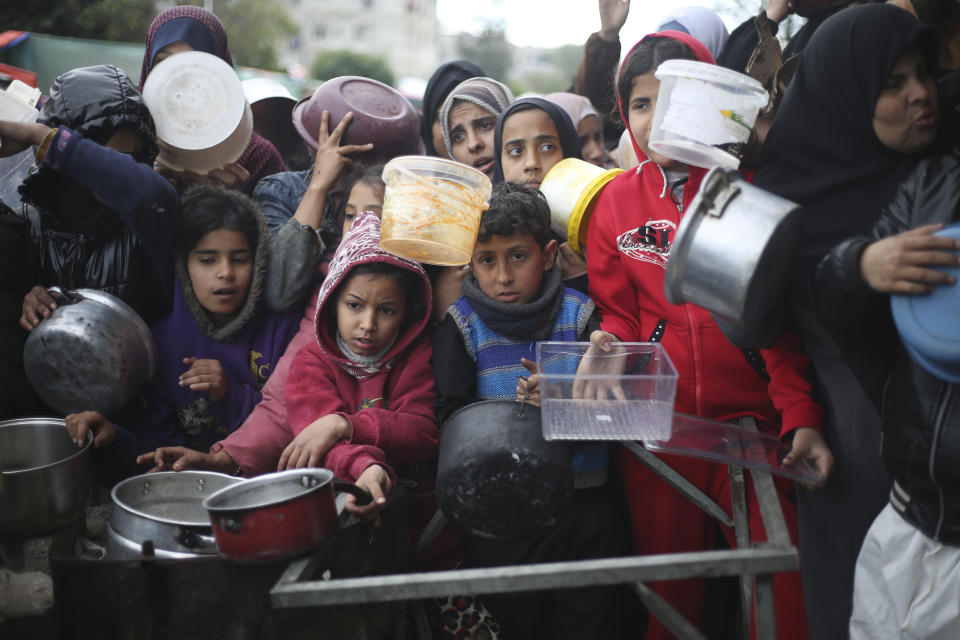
66, 185, 299, 485
432, 182, 629, 640
584, 31, 832, 639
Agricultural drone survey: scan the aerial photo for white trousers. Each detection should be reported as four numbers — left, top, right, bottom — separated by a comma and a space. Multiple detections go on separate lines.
850, 503, 960, 640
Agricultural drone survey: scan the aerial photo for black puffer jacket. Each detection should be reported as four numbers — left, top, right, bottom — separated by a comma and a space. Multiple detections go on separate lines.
16, 65, 177, 325
815, 150, 960, 544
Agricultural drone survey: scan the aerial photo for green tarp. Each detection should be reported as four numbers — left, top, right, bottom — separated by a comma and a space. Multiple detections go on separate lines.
1, 33, 145, 91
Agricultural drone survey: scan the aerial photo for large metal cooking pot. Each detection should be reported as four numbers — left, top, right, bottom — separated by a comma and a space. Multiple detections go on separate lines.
23, 287, 156, 417
664, 167, 801, 328
436, 400, 574, 541
0, 417, 92, 536
108, 471, 243, 560
203, 468, 371, 562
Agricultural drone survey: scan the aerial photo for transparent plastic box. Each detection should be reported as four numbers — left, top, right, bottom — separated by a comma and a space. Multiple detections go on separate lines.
537, 342, 678, 441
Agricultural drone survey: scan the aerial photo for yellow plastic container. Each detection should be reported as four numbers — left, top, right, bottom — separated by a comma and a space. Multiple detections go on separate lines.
380, 156, 492, 266
539, 158, 623, 256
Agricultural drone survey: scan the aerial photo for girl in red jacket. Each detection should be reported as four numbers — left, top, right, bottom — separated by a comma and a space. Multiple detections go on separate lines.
586, 31, 833, 639
277, 211, 437, 520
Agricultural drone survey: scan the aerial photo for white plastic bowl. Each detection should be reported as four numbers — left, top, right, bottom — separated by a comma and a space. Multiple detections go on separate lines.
142, 51, 252, 173
650, 60, 767, 170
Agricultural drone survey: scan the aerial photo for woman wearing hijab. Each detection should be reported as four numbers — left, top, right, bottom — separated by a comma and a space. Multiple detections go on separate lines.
492, 97, 582, 187
420, 60, 484, 157
543, 92, 607, 168
655, 5, 730, 60
439, 77, 515, 182
140, 6, 286, 193
753, 6, 941, 638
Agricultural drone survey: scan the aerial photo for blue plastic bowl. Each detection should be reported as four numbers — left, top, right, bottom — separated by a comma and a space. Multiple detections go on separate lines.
890, 223, 960, 383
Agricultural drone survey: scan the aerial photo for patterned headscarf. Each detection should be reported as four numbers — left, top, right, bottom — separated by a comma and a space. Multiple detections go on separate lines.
140, 6, 233, 90
439, 77, 515, 159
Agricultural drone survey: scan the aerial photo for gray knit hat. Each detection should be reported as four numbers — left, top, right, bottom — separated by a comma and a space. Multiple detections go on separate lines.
439, 76, 515, 159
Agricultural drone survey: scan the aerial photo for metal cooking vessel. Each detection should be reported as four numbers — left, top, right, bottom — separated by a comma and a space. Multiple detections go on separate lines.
664, 167, 801, 328
0, 417, 92, 536
23, 287, 156, 417
203, 468, 370, 562
437, 400, 574, 542
109, 471, 243, 560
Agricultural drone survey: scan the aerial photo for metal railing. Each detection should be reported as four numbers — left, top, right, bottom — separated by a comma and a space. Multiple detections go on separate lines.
270, 419, 795, 640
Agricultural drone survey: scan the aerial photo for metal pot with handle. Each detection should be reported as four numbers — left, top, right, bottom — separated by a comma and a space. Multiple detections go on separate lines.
23, 287, 156, 417
0, 417, 93, 536
203, 468, 372, 562
663, 167, 801, 329
436, 400, 574, 542
108, 471, 243, 560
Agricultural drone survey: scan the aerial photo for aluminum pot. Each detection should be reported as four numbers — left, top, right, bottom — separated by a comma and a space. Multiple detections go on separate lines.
203, 468, 371, 562
664, 167, 801, 328
0, 417, 92, 536
23, 288, 156, 417
436, 400, 574, 542
108, 471, 243, 560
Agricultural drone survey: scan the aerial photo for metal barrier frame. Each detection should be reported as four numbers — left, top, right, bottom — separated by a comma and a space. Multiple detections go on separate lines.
271, 420, 796, 640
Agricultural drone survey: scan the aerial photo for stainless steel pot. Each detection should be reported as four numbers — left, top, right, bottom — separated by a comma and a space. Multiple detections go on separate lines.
0, 417, 92, 536
23, 287, 156, 417
664, 167, 801, 328
108, 471, 243, 560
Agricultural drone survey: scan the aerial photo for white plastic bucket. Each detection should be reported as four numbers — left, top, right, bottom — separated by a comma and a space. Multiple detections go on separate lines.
650, 60, 768, 170
539, 158, 623, 256
380, 156, 492, 266
142, 51, 252, 174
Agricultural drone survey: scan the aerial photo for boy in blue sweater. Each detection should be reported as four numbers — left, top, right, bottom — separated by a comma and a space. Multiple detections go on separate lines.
432, 182, 629, 640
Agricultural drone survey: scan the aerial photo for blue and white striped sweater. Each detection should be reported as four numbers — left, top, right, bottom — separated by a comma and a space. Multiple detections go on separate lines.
449, 288, 610, 488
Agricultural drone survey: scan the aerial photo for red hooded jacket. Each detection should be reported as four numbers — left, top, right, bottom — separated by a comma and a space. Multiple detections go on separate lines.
283, 212, 437, 481
587, 32, 822, 437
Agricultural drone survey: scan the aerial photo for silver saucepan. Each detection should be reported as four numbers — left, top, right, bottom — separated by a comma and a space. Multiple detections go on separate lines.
108, 471, 244, 559
0, 417, 92, 536
22, 287, 156, 417
664, 167, 801, 329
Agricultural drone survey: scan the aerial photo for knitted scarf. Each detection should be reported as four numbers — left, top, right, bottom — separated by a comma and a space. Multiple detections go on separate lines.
461, 263, 563, 341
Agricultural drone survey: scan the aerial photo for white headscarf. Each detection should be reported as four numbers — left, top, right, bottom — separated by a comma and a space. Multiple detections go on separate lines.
656, 6, 730, 60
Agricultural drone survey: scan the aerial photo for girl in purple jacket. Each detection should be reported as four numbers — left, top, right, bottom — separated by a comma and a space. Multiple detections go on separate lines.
65, 186, 299, 484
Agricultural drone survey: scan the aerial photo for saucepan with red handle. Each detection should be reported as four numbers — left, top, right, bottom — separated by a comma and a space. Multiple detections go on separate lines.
202, 468, 371, 561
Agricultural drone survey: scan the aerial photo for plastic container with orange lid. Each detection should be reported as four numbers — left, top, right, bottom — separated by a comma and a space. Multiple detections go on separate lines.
379, 156, 492, 266
539, 158, 623, 256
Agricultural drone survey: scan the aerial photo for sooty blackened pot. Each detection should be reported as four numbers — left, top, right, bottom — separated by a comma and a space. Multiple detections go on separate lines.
437, 400, 574, 541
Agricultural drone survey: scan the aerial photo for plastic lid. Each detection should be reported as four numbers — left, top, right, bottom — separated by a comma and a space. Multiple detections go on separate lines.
891, 223, 960, 383
142, 51, 248, 151
655, 59, 766, 95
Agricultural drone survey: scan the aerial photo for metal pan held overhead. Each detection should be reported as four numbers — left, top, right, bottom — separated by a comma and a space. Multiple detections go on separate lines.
663, 167, 801, 329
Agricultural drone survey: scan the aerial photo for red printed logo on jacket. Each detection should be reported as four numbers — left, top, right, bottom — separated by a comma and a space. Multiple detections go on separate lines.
616, 220, 676, 269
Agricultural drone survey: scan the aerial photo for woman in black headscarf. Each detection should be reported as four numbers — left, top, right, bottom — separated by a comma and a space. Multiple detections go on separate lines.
492, 97, 582, 187
420, 60, 484, 157
753, 6, 941, 638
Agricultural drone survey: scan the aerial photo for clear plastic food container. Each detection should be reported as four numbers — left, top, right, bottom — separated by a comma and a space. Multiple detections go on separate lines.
536, 341, 678, 441
380, 155, 492, 266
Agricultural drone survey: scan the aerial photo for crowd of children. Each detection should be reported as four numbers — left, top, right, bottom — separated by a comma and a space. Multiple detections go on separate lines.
2, 1, 960, 638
